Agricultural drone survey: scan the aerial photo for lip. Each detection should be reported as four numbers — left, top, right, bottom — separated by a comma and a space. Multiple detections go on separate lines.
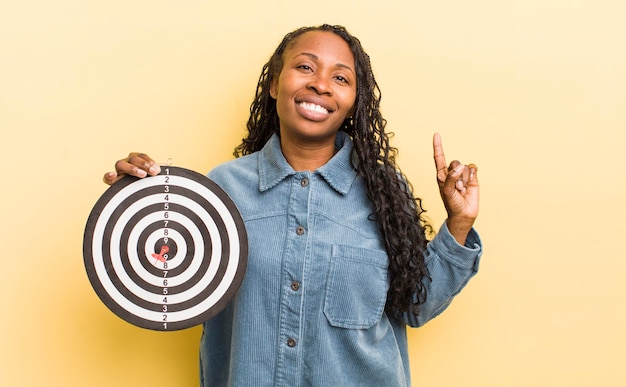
294, 96, 335, 121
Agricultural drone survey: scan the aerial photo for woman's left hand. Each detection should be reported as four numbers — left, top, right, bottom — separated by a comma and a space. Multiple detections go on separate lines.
433, 133, 480, 245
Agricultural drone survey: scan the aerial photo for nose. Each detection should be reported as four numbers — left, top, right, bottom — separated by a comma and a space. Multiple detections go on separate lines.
307, 73, 332, 95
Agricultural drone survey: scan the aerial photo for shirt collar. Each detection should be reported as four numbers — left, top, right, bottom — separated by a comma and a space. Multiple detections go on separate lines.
258, 131, 358, 195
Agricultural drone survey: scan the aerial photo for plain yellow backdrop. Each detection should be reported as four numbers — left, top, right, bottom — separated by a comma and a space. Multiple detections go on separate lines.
2, 1, 625, 386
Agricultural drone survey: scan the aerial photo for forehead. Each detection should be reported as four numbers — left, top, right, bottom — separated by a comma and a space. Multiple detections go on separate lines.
284, 30, 355, 66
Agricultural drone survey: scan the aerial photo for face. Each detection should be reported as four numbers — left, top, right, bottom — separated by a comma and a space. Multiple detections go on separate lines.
270, 30, 357, 145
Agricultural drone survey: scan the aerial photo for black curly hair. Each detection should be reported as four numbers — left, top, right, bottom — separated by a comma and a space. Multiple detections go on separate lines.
234, 24, 433, 315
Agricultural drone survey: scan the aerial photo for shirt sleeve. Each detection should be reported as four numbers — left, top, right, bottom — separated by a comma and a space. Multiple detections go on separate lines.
394, 220, 483, 327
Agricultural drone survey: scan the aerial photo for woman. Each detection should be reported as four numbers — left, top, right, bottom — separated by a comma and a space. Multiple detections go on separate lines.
104, 24, 482, 387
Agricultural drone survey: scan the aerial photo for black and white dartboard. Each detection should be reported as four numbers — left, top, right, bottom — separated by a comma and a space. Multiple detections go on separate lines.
83, 166, 247, 331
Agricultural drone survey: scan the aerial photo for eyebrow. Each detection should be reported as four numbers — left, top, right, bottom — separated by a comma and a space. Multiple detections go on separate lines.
296, 52, 355, 73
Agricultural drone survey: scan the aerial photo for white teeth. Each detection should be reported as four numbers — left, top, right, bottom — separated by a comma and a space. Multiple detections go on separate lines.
300, 102, 329, 114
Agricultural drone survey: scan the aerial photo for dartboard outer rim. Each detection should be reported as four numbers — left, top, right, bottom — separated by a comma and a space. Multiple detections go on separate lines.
83, 166, 248, 331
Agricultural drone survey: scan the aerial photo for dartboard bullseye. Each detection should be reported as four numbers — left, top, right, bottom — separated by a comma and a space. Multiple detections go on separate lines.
83, 166, 248, 331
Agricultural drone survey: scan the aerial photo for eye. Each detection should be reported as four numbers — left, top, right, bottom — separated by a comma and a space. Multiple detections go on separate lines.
296, 64, 313, 71
335, 75, 349, 84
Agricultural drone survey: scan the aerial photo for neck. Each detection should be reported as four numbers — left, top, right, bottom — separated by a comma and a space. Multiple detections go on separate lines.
279, 133, 338, 172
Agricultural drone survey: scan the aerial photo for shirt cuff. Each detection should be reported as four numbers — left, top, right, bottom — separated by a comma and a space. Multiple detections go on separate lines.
427, 221, 483, 271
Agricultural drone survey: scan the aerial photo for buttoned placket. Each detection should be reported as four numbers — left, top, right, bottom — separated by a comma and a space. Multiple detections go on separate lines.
274, 172, 312, 386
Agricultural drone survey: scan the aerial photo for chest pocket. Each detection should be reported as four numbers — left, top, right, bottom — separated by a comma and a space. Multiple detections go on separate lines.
323, 245, 390, 329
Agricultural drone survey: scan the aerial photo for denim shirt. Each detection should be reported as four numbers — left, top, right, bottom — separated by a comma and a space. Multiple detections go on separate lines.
200, 132, 482, 386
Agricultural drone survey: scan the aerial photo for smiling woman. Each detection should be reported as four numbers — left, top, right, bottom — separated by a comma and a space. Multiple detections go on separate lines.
103, 24, 482, 387
269, 30, 357, 169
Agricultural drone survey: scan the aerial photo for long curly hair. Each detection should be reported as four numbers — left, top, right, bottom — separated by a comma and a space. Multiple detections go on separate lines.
234, 24, 433, 315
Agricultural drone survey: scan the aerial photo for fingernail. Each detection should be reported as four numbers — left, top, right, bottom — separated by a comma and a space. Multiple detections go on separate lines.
149, 165, 161, 175
453, 164, 465, 175
136, 168, 147, 178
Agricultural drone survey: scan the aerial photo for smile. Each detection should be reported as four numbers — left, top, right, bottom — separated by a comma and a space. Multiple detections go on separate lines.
299, 102, 330, 115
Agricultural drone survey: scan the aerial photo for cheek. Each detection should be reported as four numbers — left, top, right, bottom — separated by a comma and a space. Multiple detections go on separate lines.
343, 89, 357, 114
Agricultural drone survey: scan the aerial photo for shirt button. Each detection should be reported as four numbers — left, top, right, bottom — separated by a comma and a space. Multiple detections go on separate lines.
300, 178, 309, 187
296, 226, 305, 235
290, 281, 300, 291
287, 338, 297, 347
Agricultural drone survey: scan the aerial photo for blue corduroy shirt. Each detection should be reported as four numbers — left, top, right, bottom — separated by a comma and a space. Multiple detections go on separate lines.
200, 132, 482, 386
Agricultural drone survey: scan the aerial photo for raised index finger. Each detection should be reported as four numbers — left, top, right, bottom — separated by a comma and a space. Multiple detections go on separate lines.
433, 133, 448, 180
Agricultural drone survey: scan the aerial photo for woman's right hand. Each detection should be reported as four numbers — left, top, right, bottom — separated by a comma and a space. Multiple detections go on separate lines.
102, 152, 162, 185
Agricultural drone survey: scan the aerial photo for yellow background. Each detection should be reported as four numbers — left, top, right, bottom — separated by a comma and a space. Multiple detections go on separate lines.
2, 1, 625, 386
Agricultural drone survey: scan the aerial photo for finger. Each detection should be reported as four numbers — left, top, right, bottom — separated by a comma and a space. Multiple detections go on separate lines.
103, 171, 120, 186
125, 153, 161, 176
455, 164, 471, 192
114, 153, 161, 178
442, 162, 464, 196
114, 159, 148, 178
467, 163, 478, 184
433, 133, 448, 183
440, 159, 461, 189
450, 163, 467, 193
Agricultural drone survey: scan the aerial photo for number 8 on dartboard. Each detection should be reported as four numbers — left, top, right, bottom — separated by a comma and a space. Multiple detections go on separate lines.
83, 166, 248, 331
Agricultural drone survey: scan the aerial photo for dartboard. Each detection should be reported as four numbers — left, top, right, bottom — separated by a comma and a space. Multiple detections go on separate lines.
83, 166, 247, 331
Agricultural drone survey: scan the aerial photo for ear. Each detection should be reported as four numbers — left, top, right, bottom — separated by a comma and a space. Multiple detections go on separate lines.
269, 78, 278, 99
